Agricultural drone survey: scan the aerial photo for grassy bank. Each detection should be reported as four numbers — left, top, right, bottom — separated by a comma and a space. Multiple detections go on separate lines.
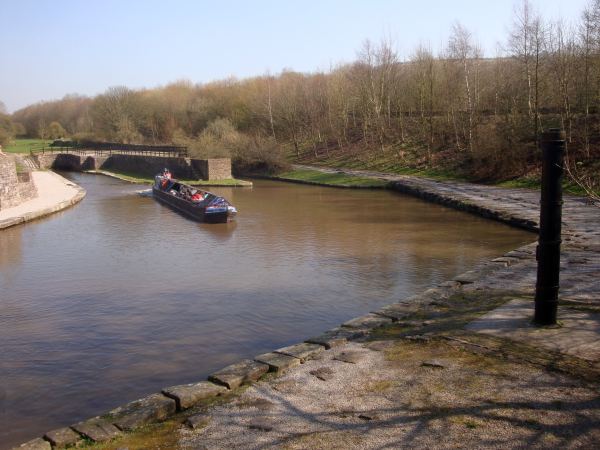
86, 169, 253, 187
295, 151, 464, 182
293, 150, 598, 197
497, 176, 599, 197
274, 168, 389, 188
4, 138, 52, 153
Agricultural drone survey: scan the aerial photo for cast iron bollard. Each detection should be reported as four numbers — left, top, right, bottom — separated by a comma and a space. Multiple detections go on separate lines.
534, 128, 565, 325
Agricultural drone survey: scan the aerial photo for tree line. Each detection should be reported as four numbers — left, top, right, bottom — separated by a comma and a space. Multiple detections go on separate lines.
4, 0, 600, 188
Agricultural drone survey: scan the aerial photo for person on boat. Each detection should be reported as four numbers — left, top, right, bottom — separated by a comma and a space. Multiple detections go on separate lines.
160, 177, 169, 190
159, 168, 172, 189
180, 186, 190, 199
191, 190, 204, 202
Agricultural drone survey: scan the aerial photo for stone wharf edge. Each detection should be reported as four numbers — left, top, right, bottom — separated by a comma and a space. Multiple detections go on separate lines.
15, 175, 548, 450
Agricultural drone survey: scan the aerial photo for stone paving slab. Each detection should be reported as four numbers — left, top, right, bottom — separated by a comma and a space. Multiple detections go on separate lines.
466, 298, 600, 363
274, 342, 325, 362
186, 413, 210, 429
372, 304, 414, 321
491, 256, 521, 266
305, 333, 348, 349
43, 427, 82, 448
453, 270, 483, 284
162, 381, 227, 410
342, 313, 392, 329
208, 359, 270, 390
420, 286, 458, 302
333, 350, 367, 364
70, 418, 121, 443
9, 438, 51, 450
309, 366, 335, 381
305, 327, 368, 349
108, 393, 176, 431
254, 352, 302, 373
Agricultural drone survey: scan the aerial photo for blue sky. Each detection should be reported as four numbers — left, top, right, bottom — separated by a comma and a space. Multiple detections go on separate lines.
0, 0, 589, 112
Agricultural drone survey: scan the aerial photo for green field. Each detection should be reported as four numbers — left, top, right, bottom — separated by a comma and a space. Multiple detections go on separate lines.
3, 138, 52, 153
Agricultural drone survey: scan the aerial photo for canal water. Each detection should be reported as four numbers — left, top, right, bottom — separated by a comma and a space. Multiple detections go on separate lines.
0, 173, 532, 447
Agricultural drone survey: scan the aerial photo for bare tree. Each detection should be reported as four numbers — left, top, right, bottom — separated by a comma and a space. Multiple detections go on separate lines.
548, 20, 576, 142
579, 0, 600, 156
411, 44, 436, 162
356, 38, 399, 153
447, 22, 480, 154
509, 0, 545, 142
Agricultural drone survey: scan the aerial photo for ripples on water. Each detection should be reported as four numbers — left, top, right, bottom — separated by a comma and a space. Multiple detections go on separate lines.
0, 173, 532, 447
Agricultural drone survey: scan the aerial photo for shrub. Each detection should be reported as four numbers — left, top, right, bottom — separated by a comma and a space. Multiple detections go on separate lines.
231, 134, 290, 175
47, 121, 67, 139
0, 114, 14, 146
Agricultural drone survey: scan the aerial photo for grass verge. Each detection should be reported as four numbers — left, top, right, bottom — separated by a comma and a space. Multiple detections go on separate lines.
275, 169, 389, 188
294, 151, 597, 197
86, 169, 252, 187
293, 149, 467, 182
498, 176, 598, 197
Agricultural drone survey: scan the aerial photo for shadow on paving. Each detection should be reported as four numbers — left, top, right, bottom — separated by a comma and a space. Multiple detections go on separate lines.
176, 338, 600, 450
252, 388, 599, 450
80, 287, 600, 450
169, 287, 599, 450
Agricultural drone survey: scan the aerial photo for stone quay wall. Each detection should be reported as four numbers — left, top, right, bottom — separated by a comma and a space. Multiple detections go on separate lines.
191, 158, 232, 180
0, 156, 37, 210
34, 153, 232, 180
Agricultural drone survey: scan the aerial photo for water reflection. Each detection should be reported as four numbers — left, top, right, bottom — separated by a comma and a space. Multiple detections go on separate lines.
0, 174, 532, 448
0, 225, 22, 270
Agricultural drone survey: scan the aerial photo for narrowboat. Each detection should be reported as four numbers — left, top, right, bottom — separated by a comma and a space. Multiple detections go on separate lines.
153, 174, 237, 223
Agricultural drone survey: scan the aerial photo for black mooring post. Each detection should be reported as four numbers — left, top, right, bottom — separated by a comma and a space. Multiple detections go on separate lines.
534, 128, 565, 325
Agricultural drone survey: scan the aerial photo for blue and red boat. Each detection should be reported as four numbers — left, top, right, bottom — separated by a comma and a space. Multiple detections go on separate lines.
152, 173, 237, 223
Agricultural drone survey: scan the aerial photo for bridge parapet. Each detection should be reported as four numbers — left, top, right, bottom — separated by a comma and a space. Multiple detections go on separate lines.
33, 152, 232, 181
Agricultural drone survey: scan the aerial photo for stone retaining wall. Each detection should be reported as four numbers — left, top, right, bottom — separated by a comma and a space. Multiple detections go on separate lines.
100, 155, 197, 179
16, 172, 37, 204
33, 153, 232, 180
0, 172, 86, 230
0, 156, 37, 211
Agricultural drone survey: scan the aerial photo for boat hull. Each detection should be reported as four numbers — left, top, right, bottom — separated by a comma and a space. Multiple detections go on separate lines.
152, 186, 232, 223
